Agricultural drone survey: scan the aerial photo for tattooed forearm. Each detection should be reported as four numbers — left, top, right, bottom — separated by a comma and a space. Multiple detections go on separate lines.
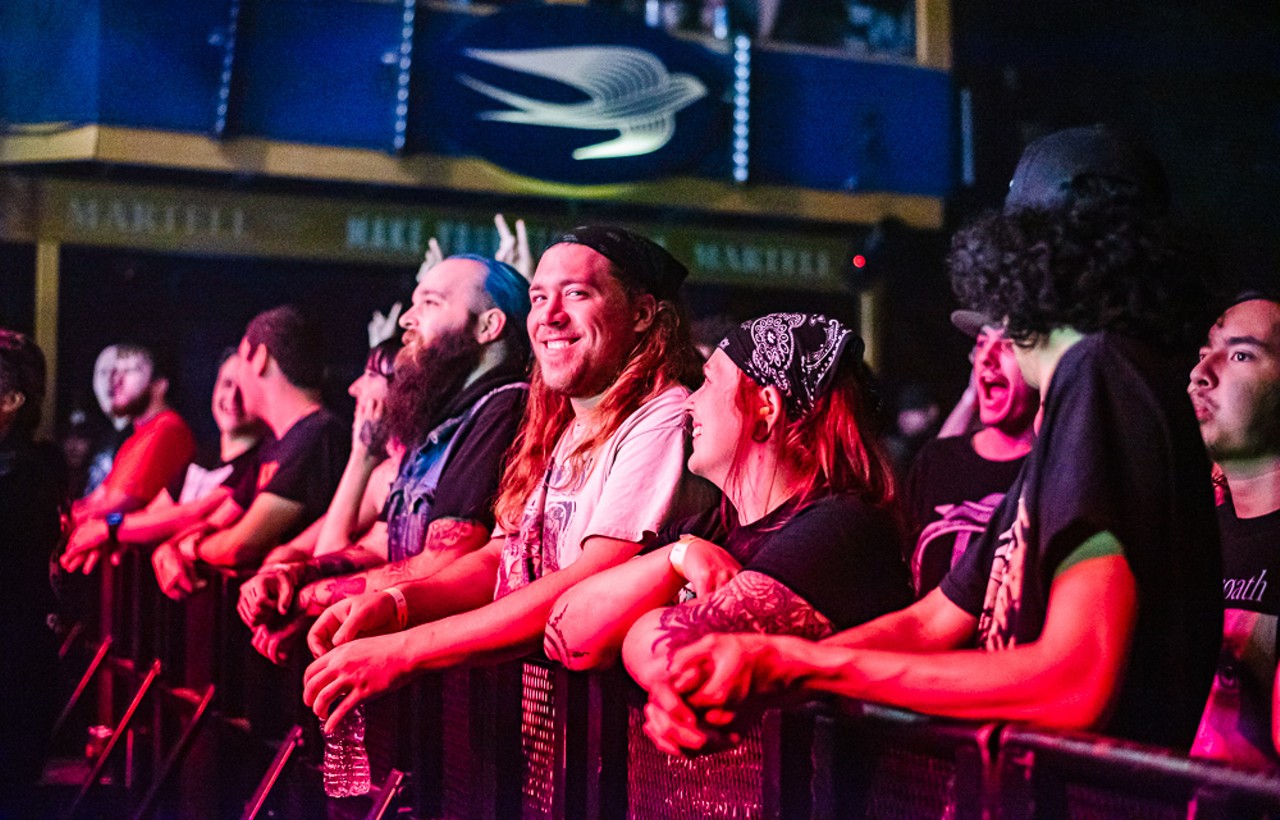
299, 575, 369, 613
651, 571, 833, 669
422, 517, 486, 554
543, 607, 588, 664
306, 550, 371, 581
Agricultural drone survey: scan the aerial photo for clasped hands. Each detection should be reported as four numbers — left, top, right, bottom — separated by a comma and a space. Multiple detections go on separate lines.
301, 589, 412, 733
642, 633, 804, 757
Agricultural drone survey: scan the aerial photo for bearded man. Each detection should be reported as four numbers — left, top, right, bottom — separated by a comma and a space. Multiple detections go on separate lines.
237, 255, 530, 626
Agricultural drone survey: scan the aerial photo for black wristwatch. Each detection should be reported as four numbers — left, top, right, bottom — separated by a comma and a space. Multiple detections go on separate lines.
105, 512, 124, 543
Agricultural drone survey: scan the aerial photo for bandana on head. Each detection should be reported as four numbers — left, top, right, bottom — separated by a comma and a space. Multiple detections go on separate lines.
550, 225, 688, 301
718, 313, 862, 419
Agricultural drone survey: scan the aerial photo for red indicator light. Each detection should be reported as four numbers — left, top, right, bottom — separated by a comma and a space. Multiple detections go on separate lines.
852, 255, 867, 268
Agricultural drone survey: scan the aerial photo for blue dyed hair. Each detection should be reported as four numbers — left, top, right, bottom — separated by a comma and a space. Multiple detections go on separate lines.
451, 254, 531, 333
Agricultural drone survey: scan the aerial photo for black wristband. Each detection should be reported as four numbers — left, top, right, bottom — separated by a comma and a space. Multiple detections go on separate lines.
105, 512, 124, 543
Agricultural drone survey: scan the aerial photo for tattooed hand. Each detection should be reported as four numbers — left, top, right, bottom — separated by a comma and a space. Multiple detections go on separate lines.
352, 396, 388, 460
359, 419, 388, 460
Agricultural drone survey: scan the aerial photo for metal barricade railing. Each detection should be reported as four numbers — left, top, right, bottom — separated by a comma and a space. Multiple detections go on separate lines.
604, 673, 814, 820
809, 702, 999, 820
62, 553, 1280, 820
995, 725, 1280, 820
434, 663, 526, 819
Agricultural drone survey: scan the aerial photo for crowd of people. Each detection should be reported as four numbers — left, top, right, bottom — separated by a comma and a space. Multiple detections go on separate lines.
4, 125, 1280, 800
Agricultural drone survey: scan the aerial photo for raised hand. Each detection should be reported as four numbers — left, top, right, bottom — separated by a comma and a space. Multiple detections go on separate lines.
494, 213, 533, 281
367, 302, 403, 348
352, 395, 388, 461
417, 237, 445, 283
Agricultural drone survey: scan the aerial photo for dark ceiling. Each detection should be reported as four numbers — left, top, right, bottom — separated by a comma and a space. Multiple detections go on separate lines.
951, 0, 1280, 286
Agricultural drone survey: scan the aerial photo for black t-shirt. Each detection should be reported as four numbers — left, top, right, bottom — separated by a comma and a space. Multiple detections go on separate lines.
904, 434, 1027, 596
233, 409, 350, 541
416, 365, 527, 530
383, 365, 528, 561
655, 494, 912, 630
940, 332, 1221, 750
219, 440, 267, 505
1193, 503, 1280, 765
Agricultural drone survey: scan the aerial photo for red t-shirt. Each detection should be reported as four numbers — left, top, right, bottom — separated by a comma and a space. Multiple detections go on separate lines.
104, 409, 197, 502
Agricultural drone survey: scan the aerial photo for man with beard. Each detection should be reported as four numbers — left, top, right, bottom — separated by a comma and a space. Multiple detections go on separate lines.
151, 306, 349, 597
1190, 294, 1280, 767
301, 226, 715, 732
72, 343, 196, 524
904, 314, 1037, 596
237, 255, 531, 633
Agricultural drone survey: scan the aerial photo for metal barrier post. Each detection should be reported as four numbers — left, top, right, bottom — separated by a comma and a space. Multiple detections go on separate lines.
63, 659, 162, 819
995, 726, 1280, 820
240, 724, 305, 820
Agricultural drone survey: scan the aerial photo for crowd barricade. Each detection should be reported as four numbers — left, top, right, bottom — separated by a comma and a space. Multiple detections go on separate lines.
994, 726, 1280, 820
60, 558, 1280, 819
809, 703, 999, 819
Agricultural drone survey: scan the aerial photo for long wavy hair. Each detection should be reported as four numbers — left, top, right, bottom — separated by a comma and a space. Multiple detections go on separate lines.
494, 291, 701, 530
724, 351, 894, 515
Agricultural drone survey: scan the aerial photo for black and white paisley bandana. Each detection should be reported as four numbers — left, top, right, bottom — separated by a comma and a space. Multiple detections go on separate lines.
718, 313, 863, 419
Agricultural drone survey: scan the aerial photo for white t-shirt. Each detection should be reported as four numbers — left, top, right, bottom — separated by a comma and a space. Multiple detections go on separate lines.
494, 385, 714, 598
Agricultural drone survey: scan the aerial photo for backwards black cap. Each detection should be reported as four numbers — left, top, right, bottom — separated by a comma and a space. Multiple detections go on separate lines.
550, 225, 689, 302
1005, 124, 1170, 215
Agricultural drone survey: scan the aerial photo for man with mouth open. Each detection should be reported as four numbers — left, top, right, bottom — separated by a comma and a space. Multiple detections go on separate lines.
302, 226, 714, 731
904, 312, 1038, 596
1190, 294, 1280, 767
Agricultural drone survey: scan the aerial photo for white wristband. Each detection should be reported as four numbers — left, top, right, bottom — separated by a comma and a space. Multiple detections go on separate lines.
385, 586, 409, 630
669, 537, 692, 577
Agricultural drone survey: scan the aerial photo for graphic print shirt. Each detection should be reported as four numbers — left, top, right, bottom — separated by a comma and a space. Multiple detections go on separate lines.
1193, 503, 1280, 767
493, 386, 715, 598
940, 332, 1221, 750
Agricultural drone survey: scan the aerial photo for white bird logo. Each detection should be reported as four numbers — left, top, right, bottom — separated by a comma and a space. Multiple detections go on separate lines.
457, 46, 708, 161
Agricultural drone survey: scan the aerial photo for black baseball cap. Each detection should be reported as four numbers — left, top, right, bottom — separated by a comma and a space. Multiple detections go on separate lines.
1005, 125, 1170, 214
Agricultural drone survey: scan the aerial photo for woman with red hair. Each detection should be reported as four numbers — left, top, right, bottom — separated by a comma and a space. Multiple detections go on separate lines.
544, 313, 910, 689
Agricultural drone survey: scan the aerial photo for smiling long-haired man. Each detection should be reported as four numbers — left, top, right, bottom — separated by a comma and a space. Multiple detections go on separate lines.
301, 226, 715, 731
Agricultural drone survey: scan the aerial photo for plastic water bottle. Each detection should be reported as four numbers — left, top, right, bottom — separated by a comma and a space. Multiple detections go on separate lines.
322, 705, 371, 798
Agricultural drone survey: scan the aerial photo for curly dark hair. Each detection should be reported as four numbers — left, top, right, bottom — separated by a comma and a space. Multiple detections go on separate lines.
948, 203, 1212, 350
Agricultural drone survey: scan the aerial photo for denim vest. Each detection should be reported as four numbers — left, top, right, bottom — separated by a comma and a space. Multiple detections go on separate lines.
384, 382, 526, 561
